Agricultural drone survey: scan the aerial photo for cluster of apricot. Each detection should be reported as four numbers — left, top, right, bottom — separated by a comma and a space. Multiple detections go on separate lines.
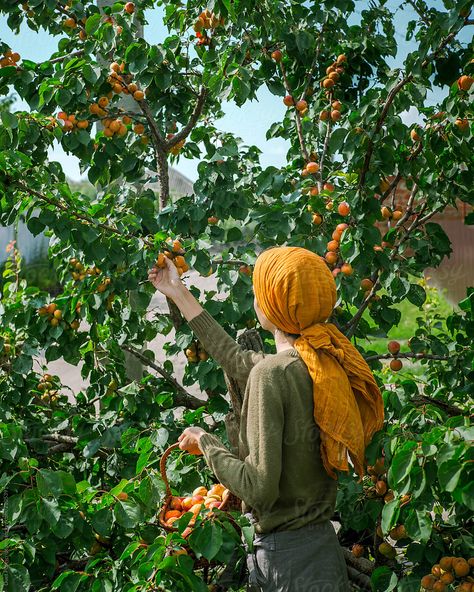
0, 49, 21, 68
421, 556, 474, 591
380, 205, 403, 222
166, 133, 185, 156
321, 54, 347, 91
387, 340, 403, 371
37, 302, 63, 327
69, 258, 100, 281
36, 373, 60, 405
320, 99, 343, 123
193, 9, 225, 31
365, 457, 407, 506
163, 483, 228, 534
107, 61, 145, 101
185, 341, 208, 363
57, 111, 89, 133
156, 239, 189, 276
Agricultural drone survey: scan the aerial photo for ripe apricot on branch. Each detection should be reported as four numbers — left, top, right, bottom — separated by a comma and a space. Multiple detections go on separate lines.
312, 213, 322, 225
390, 358, 403, 371
337, 201, 350, 216
457, 75, 473, 91
271, 50, 282, 62
388, 340, 400, 354
124, 2, 135, 14
306, 161, 319, 174
296, 100, 308, 113
208, 216, 218, 225
283, 95, 294, 107
410, 128, 421, 142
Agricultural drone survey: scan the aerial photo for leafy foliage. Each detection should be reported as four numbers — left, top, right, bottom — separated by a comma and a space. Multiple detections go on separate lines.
0, 0, 473, 590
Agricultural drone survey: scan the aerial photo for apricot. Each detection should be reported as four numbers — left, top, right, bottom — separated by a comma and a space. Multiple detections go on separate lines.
378, 542, 396, 558
166, 516, 179, 526
381, 206, 391, 218
332, 100, 342, 111
312, 213, 322, 225
124, 2, 135, 14
296, 100, 308, 112
389, 524, 407, 540
209, 483, 226, 497
283, 95, 294, 107
360, 278, 373, 291
322, 78, 335, 89
454, 118, 469, 131
351, 544, 364, 558
336, 54, 347, 64
193, 486, 207, 497
165, 509, 182, 520
325, 252, 338, 265
133, 123, 145, 135
337, 201, 350, 216
117, 492, 128, 501
384, 491, 395, 503
390, 359, 403, 371
440, 573, 454, 585
392, 209, 403, 221
432, 583, 446, 592
181, 497, 194, 511
323, 182, 334, 192
453, 558, 470, 577
77, 120, 89, 129
306, 161, 319, 174
328, 71, 339, 81
319, 110, 330, 121
64, 17, 76, 28
410, 128, 421, 142
388, 340, 400, 354
421, 574, 436, 589
457, 75, 473, 91
310, 186, 319, 196
375, 480, 387, 496
208, 215, 218, 224
439, 556, 454, 571
271, 50, 282, 62
46, 303, 57, 314
190, 503, 203, 516
133, 90, 145, 101
327, 240, 339, 252
341, 263, 353, 276
332, 267, 341, 277
331, 109, 341, 122
98, 96, 109, 108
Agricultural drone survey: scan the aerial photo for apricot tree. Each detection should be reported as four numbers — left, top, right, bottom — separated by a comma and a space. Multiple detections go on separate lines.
0, 0, 473, 591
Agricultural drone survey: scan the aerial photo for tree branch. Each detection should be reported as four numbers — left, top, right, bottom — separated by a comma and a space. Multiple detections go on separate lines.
363, 352, 450, 362
165, 87, 208, 148
121, 345, 205, 410
13, 180, 153, 247
358, 24, 466, 190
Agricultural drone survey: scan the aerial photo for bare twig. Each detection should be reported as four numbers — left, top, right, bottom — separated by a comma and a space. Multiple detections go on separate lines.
364, 352, 450, 362
279, 62, 310, 162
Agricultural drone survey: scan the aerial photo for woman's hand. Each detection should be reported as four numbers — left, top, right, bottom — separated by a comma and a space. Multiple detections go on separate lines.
148, 254, 183, 300
178, 427, 207, 455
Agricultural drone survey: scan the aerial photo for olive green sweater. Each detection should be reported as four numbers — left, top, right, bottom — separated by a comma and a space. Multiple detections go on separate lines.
188, 310, 337, 534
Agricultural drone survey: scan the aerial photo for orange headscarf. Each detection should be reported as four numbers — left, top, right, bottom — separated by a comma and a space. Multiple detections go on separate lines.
253, 246, 384, 481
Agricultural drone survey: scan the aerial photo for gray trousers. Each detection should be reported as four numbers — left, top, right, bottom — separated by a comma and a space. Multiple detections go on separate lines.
246, 520, 351, 592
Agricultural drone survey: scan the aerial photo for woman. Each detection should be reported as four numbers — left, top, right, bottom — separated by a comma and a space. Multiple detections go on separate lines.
148, 246, 384, 592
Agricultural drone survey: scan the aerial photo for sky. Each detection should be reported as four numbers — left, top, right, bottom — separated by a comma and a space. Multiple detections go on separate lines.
0, 1, 469, 182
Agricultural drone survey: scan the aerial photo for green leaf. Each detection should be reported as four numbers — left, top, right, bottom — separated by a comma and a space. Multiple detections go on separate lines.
407, 284, 426, 307
85, 13, 102, 35
381, 500, 400, 534
388, 443, 417, 485
329, 128, 348, 153
371, 566, 398, 592
1, 111, 18, 129
405, 509, 432, 543
438, 459, 464, 492
190, 522, 223, 560
39, 498, 61, 526
37, 469, 64, 497
114, 500, 143, 529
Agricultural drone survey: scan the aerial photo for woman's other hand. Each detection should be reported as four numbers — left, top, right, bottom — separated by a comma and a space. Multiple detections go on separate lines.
148, 254, 182, 299
178, 427, 207, 455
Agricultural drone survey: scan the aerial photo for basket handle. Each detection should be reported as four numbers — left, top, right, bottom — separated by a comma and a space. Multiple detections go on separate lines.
160, 442, 181, 497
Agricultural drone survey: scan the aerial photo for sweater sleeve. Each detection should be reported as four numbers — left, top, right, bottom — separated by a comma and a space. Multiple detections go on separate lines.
199, 363, 285, 515
188, 310, 265, 384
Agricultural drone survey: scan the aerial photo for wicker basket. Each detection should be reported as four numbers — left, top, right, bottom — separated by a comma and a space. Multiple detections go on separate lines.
158, 442, 241, 535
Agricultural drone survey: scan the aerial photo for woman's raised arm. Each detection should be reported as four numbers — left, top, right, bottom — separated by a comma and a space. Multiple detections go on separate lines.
148, 257, 264, 383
